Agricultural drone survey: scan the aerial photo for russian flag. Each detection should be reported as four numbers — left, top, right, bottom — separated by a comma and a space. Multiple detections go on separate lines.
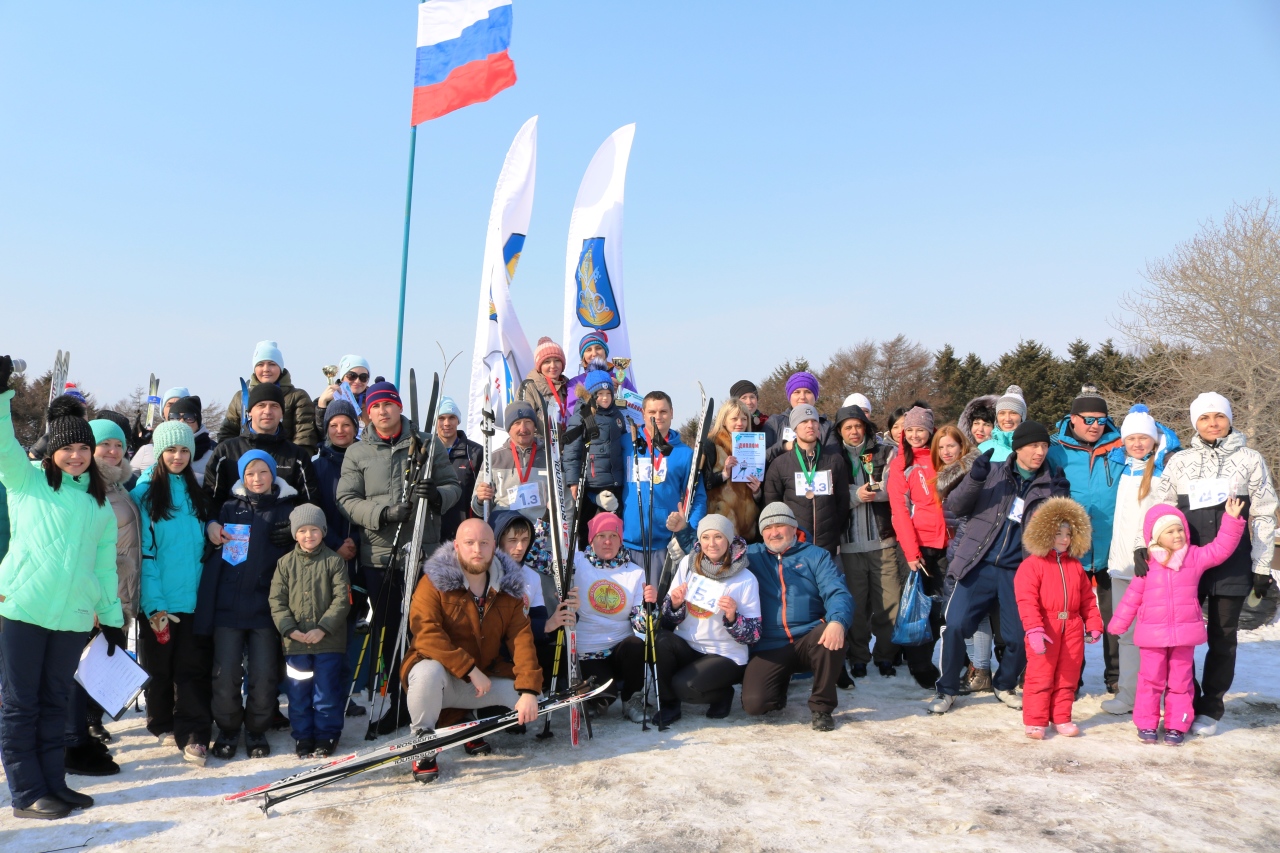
411, 0, 517, 126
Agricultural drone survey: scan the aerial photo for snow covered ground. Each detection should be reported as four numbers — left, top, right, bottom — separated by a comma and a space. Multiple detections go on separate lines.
7, 629, 1280, 853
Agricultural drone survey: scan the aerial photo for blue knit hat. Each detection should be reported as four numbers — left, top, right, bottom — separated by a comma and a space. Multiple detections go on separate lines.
152, 420, 196, 460
578, 331, 609, 362
584, 370, 612, 395
252, 340, 285, 370
324, 399, 359, 434
337, 354, 370, 379
237, 449, 277, 480
161, 386, 190, 407
364, 381, 402, 412
89, 418, 127, 448
437, 396, 462, 420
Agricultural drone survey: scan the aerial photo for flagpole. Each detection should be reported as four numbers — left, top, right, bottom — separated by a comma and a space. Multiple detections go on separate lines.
393, 124, 418, 388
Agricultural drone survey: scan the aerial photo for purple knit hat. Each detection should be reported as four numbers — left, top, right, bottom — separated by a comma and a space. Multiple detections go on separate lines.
785, 371, 819, 400
902, 406, 934, 432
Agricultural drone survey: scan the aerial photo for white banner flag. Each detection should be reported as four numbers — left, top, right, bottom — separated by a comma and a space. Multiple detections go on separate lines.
562, 124, 637, 389
468, 116, 538, 435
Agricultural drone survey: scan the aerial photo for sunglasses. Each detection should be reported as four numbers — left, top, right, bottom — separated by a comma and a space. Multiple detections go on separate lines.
1075, 416, 1105, 425
345, 372, 370, 382
167, 413, 199, 423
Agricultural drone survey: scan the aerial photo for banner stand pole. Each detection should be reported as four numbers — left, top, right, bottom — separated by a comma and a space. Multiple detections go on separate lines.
393, 124, 419, 388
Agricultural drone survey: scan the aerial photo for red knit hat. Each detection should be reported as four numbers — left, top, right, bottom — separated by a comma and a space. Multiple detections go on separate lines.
534, 337, 566, 371
587, 512, 623, 543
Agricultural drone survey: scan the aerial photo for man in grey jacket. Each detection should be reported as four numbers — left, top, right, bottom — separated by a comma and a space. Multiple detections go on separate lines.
471, 400, 549, 524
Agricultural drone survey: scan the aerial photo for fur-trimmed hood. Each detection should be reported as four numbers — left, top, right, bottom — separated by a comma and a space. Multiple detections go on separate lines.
422, 541, 526, 599
230, 476, 298, 502
958, 395, 998, 446
1022, 497, 1091, 558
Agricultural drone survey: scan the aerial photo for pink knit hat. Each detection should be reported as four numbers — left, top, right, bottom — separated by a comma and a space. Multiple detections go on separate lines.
534, 337, 566, 371
902, 406, 934, 432
588, 512, 623, 543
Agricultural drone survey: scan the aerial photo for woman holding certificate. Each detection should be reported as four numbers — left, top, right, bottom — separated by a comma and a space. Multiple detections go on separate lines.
699, 400, 762, 541
0, 356, 124, 820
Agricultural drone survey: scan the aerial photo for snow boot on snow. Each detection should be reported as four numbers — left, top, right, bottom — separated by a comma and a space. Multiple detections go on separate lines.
246, 732, 271, 758
811, 711, 835, 732
1137, 729, 1159, 744
313, 738, 337, 758
412, 754, 439, 783
64, 742, 120, 777
212, 728, 239, 760
295, 739, 315, 759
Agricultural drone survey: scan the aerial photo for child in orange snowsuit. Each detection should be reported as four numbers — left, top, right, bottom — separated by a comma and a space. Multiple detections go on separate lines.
1014, 497, 1103, 739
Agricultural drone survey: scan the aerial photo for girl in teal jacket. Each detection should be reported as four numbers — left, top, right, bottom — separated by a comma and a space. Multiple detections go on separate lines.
0, 364, 123, 820
131, 420, 216, 764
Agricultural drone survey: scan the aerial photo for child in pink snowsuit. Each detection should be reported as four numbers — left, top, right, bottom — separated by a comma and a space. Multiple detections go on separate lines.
1108, 500, 1245, 746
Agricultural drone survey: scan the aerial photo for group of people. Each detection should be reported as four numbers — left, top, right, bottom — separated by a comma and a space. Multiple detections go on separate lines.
0, 332, 1274, 820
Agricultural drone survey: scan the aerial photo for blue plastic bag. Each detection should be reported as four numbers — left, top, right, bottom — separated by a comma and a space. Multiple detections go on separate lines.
891, 570, 933, 647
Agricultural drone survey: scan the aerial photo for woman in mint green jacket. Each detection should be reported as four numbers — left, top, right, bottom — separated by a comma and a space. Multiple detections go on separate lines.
0, 358, 124, 820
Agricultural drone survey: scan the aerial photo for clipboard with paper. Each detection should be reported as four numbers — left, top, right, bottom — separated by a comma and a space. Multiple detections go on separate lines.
74, 633, 151, 721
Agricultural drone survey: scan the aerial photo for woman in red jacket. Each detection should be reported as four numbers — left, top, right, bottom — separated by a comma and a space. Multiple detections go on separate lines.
886, 405, 947, 688
1014, 497, 1103, 740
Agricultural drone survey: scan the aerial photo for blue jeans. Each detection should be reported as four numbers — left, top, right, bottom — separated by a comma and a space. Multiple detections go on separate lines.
285, 653, 345, 741
0, 617, 88, 808
937, 561, 1025, 695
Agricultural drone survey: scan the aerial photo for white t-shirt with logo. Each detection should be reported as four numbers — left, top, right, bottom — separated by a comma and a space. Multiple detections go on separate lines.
572, 551, 646, 654
670, 555, 761, 666
520, 565, 545, 616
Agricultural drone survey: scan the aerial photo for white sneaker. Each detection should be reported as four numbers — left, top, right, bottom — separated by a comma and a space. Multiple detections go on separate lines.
928, 693, 955, 714
995, 689, 1023, 710
623, 693, 648, 723
1190, 717, 1218, 736
1100, 697, 1132, 715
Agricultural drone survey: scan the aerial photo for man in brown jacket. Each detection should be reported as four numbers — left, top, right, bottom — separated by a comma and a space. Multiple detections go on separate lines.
401, 519, 541, 781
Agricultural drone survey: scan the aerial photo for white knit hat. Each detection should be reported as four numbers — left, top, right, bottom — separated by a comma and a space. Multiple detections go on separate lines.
1189, 392, 1232, 426
1149, 514, 1184, 549
842, 393, 872, 416
1120, 404, 1159, 440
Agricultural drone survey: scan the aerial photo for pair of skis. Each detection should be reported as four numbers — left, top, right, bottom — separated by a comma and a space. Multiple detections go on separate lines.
43, 350, 71, 434
224, 678, 611, 814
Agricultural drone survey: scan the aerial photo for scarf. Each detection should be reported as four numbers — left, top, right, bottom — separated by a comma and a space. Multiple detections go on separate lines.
523, 518, 553, 576
1150, 545, 1188, 572
584, 544, 634, 571
692, 536, 749, 580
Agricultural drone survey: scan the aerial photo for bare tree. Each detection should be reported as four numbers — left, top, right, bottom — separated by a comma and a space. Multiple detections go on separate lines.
1115, 197, 1280, 470
819, 335, 932, 419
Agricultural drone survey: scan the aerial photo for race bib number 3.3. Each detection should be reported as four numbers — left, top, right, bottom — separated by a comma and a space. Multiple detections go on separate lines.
795, 470, 832, 497
1188, 478, 1233, 511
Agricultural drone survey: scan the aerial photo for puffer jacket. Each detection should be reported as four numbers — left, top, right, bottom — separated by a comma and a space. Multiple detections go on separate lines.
337, 416, 461, 569
1106, 422, 1181, 579
886, 444, 947, 563
563, 402, 628, 492
401, 542, 542, 693
620, 427, 707, 554
312, 441, 359, 557
0, 481, 8, 564
202, 428, 318, 509
565, 363, 637, 421
944, 457, 1071, 581
1015, 496, 1103, 640
441, 430, 483, 541
978, 428, 1014, 463
132, 468, 207, 616
217, 368, 319, 456
98, 459, 142, 623
194, 477, 298, 634
1047, 416, 1124, 572
746, 536, 853, 652
1109, 506, 1246, 647
470, 438, 549, 524
839, 436, 896, 555
269, 543, 350, 655
763, 442, 851, 557
0, 389, 122, 632
1155, 429, 1277, 596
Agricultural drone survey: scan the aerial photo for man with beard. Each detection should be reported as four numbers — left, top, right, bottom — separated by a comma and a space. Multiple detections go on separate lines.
401, 519, 541, 782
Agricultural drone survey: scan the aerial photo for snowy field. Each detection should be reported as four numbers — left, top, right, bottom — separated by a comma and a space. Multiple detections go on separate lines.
7, 628, 1280, 853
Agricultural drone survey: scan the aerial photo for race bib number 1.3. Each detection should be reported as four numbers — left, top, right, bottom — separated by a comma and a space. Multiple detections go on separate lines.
507, 482, 542, 510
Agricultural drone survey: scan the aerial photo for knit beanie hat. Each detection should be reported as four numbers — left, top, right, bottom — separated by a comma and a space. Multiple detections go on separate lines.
290, 504, 328, 537
337, 354, 370, 379
161, 386, 190, 407
534, 337, 567, 371
1189, 392, 1232, 426
996, 385, 1027, 419
584, 370, 612, 395
1070, 384, 1108, 416
587, 511, 623, 543
902, 406, 934, 432
505, 400, 537, 428
1120, 404, 1159, 440
363, 381, 402, 412
789, 403, 820, 430
784, 371, 819, 401
697, 513, 735, 543
169, 395, 203, 427
252, 340, 285, 370
835, 404, 872, 432
1012, 420, 1051, 451
62, 385, 88, 406
95, 410, 132, 443
237, 449, 277, 480
730, 380, 757, 399
89, 418, 127, 449
152, 420, 196, 460
437, 396, 462, 420
578, 331, 609, 362
1148, 512, 1183, 550
47, 396, 95, 455
758, 501, 798, 530
323, 399, 359, 433
247, 382, 285, 411
842, 393, 872, 415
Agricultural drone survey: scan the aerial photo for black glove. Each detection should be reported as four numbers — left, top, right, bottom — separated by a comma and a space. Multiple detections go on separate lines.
0, 355, 12, 391
270, 520, 293, 547
100, 625, 128, 657
1253, 574, 1272, 599
411, 480, 442, 509
1133, 547, 1149, 578
383, 502, 413, 525
969, 448, 996, 482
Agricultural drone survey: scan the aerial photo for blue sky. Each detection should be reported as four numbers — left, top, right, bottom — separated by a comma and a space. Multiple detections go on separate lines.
2, 2, 1278, 422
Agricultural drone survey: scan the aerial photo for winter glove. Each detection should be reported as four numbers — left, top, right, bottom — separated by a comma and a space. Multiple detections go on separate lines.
1253, 574, 1272, 599
0, 355, 12, 391
969, 448, 996, 482
594, 490, 619, 512
1025, 627, 1051, 655
1086, 630, 1102, 644
269, 520, 293, 548
411, 480, 442, 509
100, 625, 128, 657
382, 502, 413, 525
1132, 547, 1149, 578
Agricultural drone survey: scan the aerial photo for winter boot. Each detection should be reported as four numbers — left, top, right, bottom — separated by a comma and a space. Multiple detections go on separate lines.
211, 728, 239, 760
652, 703, 682, 728
1054, 722, 1080, 737
1025, 726, 1045, 740
345, 699, 367, 718
246, 731, 271, 759
412, 754, 439, 783
967, 667, 993, 693
86, 710, 112, 743
295, 739, 315, 759
1163, 729, 1185, 747
463, 738, 492, 756
12, 795, 73, 821
706, 694, 733, 719
1137, 729, 1159, 744
811, 711, 835, 732
876, 661, 897, 678
1191, 717, 1218, 737
313, 738, 337, 758
911, 664, 941, 691
1100, 697, 1132, 715
50, 787, 94, 809
927, 693, 955, 715
836, 664, 855, 689
64, 743, 120, 776
184, 742, 208, 766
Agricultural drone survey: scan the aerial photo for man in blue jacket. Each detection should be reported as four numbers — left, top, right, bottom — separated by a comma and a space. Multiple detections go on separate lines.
741, 502, 853, 732
620, 391, 706, 586
1047, 384, 1124, 692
